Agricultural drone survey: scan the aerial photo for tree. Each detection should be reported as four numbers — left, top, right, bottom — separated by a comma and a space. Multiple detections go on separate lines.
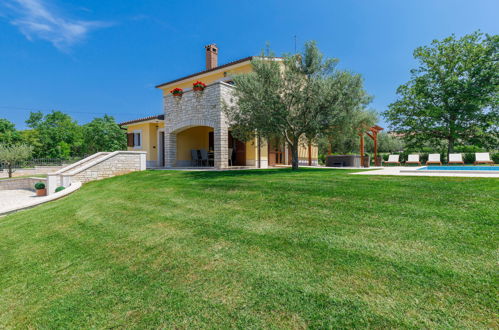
0, 119, 21, 146
375, 133, 404, 153
384, 31, 499, 158
82, 115, 127, 154
26, 111, 83, 158
0, 144, 33, 178
318, 108, 378, 155
224, 41, 371, 169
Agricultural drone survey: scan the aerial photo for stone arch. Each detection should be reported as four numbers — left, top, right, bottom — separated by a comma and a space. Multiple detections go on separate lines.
169, 119, 217, 134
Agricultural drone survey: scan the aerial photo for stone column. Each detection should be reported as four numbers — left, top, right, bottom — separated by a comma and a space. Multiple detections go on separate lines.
165, 132, 177, 167
46, 174, 59, 195
214, 126, 228, 169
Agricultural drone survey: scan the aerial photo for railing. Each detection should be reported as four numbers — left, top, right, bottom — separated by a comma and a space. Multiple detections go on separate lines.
0, 157, 86, 171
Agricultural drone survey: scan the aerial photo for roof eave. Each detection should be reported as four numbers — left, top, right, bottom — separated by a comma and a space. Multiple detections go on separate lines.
155, 56, 254, 89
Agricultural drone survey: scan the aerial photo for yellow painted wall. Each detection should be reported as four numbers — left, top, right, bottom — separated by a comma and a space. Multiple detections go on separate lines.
125, 122, 164, 161
245, 137, 268, 164
298, 143, 319, 161
176, 126, 213, 161
158, 62, 253, 94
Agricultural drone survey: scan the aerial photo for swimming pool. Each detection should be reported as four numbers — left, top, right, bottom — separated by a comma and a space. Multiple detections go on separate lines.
418, 166, 499, 173
419, 166, 499, 171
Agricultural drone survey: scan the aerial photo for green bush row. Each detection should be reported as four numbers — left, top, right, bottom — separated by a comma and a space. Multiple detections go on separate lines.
378, 152, 499, 164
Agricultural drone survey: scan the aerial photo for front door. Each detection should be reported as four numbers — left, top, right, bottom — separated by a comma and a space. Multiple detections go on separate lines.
268, 138, 286, 165
228, 131, 246, 166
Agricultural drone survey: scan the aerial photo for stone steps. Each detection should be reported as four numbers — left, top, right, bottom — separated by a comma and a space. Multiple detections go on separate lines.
46, 151, 146, 195
56, 152, 111, 175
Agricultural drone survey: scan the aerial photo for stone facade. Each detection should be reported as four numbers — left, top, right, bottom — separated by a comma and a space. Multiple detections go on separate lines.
163, 81, 234, 169
0, 177, 46, 191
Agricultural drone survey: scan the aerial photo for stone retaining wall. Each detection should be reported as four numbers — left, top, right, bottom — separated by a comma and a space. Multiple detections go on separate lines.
0, 177, 47, 191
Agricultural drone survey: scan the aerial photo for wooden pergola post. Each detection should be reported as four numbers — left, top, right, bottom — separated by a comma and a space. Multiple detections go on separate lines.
308, 142, 312, 166
371, 125, 384, 166
362, 125, 384, 167
359, 133, 365, 167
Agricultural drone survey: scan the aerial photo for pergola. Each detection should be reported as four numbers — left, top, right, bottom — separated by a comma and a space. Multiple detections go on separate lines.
359, 125, 384, 167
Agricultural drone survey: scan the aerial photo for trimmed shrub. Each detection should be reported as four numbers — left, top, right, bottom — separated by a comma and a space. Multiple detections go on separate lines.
34, 182, 45, 190
463, 153, 475, 164
492, 153, 499, 164
55, 186, 65, 193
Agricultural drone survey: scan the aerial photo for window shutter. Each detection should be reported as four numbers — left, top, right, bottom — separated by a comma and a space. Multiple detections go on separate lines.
127, 133, 134, 147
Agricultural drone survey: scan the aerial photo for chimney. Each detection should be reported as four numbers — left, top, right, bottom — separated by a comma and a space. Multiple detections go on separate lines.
205, 44, 218, 70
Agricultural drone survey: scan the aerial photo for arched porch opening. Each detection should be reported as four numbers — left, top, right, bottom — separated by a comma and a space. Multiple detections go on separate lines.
175, 125, 214, 167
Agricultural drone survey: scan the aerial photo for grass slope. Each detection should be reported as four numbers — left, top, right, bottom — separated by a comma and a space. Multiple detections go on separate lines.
0, 169, 497, 328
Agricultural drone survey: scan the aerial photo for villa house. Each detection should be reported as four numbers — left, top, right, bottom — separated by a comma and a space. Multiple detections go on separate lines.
119, 44, 318, 169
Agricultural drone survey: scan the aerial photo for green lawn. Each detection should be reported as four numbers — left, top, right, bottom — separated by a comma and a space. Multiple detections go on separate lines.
0, 169, 497, 328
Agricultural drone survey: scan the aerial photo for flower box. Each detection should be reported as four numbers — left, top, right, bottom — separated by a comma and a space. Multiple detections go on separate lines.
192, 81, 206, 91
170, 88, 183, 97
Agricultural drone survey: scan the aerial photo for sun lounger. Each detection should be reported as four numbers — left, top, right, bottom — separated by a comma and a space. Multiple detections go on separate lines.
448, 153, 464, 165
426, 153, 442, 165
405, 154, 421, 166
385, 155, 400, 165
474, 152, 494, 165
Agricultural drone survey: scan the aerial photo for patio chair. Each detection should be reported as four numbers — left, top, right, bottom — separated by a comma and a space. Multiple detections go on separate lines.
426, 154, 442, 165
384, 154, 400, 166
448, 153, 464, 165
191, 149, 201, 166
474, 152, 494, 165
405, 154, 421, 166
199, 149, 209, 166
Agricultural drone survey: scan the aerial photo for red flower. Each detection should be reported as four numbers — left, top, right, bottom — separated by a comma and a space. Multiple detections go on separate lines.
193, 80, 206, 89
170, 87, 183, 95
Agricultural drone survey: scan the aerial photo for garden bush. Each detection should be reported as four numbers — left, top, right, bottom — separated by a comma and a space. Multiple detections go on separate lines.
463, 153, 475, 164
55, 186, 65, 193
34, 182, 45, 190
491, 152, 499, 164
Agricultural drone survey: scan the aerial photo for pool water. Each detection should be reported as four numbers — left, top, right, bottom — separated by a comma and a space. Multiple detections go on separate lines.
419, 166, 499, 171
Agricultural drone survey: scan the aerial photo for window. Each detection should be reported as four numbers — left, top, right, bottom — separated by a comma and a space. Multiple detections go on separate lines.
134, 130, 142, 148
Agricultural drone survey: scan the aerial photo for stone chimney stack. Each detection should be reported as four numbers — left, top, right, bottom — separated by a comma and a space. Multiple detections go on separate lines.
205, 44, 218, 70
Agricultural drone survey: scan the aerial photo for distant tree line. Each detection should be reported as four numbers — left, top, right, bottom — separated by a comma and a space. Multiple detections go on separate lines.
0, 111, 126, 159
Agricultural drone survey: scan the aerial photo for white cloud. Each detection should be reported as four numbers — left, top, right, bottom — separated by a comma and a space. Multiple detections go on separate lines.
2, 0, 110, 51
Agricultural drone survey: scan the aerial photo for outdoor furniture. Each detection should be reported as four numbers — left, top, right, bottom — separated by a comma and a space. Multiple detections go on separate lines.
384, 155, 400, 166
191, 150, 201, 166
474, 152, 494, 165
208, 151, 214, 166
325, 155, 363, 167
405, 154, 421, 166
199, 149, 209, 166
448, 153, 464, 165
426, 154, 442, 165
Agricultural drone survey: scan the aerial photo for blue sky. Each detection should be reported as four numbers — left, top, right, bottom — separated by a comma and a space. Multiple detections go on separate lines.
0, 0, 498, 130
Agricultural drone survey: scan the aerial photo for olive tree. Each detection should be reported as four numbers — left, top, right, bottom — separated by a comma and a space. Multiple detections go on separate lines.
224, 41, 371, 170
0, 144, 33, 178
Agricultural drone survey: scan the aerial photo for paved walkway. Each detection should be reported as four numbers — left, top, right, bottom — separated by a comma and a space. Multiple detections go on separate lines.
0, 182, 82, 216
0, 190, 37, 213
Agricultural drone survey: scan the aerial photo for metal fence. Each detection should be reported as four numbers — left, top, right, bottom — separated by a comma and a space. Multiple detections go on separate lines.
0, 157, 85, 171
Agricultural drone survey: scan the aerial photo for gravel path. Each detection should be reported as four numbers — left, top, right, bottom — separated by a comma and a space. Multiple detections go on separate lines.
0, 190, 37, 213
